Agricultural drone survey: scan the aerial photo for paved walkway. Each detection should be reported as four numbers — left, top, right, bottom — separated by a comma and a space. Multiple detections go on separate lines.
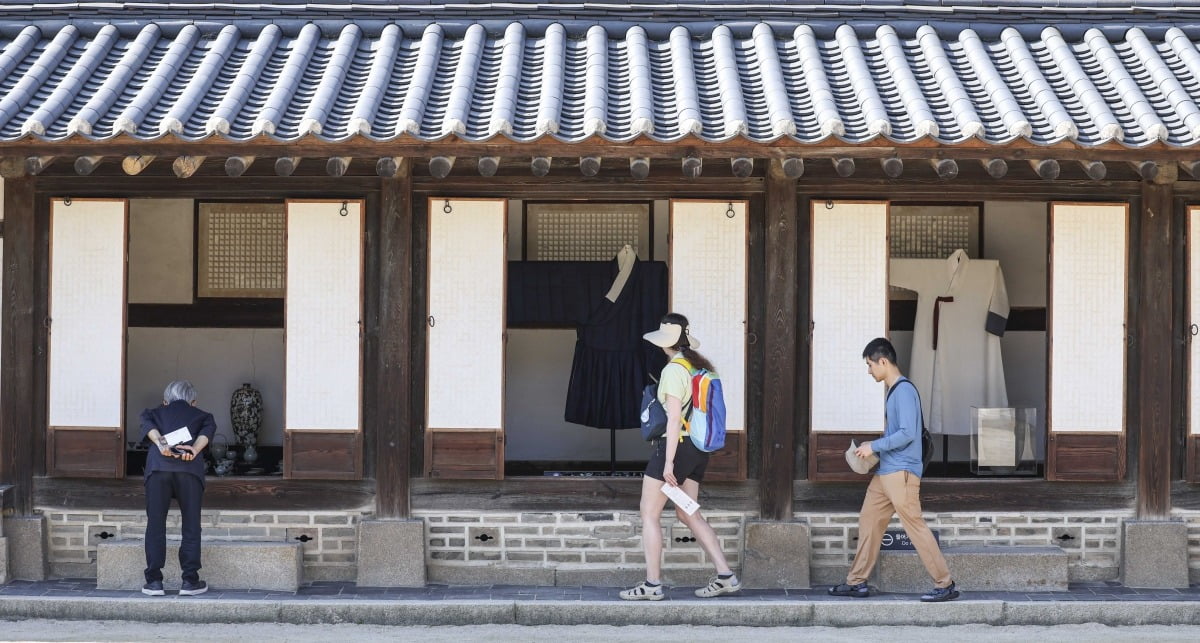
1, 580, 1199, 627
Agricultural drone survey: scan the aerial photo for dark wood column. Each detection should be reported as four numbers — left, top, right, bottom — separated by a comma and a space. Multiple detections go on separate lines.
372, 165, 414, 518
1136, 167, 1176, 518
760, 160, 800, 520
1, 174, 37, 514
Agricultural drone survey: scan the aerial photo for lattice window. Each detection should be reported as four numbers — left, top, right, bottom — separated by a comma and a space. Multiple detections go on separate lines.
890, 205, 980, 259
198, 203, 286, 298
526, 203, 651, 261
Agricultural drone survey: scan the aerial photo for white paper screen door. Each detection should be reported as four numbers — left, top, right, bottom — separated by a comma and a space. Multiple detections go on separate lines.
1192, 206, 1200, 438
669, 200, 748, 432
48, 199, 127, 477
810, 201, 888, 433
1049, 203, 1127, 434
285, 200, 363, 432
427, 199, 506, 432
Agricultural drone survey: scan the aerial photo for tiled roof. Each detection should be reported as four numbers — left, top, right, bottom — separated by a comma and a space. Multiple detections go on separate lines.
4, 19, 1200, 148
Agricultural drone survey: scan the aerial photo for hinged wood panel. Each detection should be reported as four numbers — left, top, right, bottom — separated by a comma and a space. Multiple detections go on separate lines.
1049, 203, 1128, 481
425, 198, 506, 479
284, 200, 364, 479
47, 427, 123, 478
1188, 205, 1200, 482
283, 429, 363, 480
704, 431, 746, 481
48, 198, 126, 478
424, 429, 504, 480
1047, 432, 1125, 482
808, 432, 884, 482
669, 200, 748, 434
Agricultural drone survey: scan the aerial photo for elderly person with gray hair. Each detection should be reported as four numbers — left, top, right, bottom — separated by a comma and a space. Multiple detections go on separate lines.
139, 380, 217, 596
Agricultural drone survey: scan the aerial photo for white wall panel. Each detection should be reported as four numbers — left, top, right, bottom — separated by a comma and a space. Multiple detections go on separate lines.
49, 199, 126, 428
427, 199, 506, 430
1050, 203, 1126, 433
670, 201, 747, 431
285, 201, 362, 431
811, 202, 888, 433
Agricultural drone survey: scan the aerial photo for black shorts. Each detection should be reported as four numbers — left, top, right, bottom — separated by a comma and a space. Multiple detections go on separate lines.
644, 436, 709, 484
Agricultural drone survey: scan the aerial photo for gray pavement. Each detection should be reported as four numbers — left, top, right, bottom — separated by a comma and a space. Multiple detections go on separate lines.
1, 579, 1200, 628
3, 622, 1200, 642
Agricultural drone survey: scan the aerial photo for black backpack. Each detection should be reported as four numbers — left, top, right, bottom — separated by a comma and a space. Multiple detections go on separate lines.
885, 379, 936, 471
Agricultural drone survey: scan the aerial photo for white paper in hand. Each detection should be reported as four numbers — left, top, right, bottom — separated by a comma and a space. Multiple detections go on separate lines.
660, 483, 700, 516
163, 426, 192, 446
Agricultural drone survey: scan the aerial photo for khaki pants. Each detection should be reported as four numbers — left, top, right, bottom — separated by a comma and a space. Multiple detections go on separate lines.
846, 470, 951, 588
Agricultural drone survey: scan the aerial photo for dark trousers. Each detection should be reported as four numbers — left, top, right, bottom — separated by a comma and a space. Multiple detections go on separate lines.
144, 471, 204, 583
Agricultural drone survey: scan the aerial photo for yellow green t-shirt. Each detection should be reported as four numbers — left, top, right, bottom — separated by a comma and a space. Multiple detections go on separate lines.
657, 353, 693, 433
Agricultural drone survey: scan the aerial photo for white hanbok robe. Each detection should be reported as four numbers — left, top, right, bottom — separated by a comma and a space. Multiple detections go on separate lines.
890, 250, 1010, 435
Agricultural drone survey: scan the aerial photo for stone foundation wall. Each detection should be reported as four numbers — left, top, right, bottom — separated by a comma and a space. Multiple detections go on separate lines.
415, 510, 744, 585
40, 509, 368, 581
1173, 510, 1200, 583
805, 511, 1128, 585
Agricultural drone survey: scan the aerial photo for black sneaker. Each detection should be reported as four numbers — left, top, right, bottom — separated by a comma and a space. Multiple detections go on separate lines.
179, 579, 208, 596
828, 582, 870, 598
920, 581, 960, 602
141, 580, 165, 596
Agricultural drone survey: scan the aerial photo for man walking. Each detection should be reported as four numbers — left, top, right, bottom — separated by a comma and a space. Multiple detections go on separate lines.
829, 338, 959, 602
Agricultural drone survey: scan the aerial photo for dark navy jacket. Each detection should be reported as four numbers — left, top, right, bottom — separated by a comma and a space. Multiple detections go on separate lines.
139, 400, 217, 486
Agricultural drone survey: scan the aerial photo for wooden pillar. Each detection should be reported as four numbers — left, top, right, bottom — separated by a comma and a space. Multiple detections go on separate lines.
1136, 168, 1175, 519
760, 160, 800, 520
373, 164, 414, 518
1, 177, 37, 514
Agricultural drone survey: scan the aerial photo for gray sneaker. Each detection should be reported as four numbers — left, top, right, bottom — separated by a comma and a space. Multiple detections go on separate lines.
695, 574, 741, 597
619, 581, 664, 601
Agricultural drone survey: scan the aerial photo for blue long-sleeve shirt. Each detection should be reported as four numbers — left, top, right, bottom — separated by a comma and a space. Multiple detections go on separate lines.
873, 377, 924, 477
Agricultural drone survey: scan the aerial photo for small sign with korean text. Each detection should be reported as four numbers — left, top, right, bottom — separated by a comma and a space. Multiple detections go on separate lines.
879, 529, 940, 551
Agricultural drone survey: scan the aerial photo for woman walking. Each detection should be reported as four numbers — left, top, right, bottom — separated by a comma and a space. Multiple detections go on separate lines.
619, 313, 741, 600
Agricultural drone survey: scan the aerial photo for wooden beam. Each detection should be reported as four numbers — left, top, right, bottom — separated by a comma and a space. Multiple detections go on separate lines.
326, 156, 351, 177
477, 156, 500, 177
375, 156, 405, 178
224, 155, 256, 177
121, 154, 156, 176
1029, 159, 1060, 180
0, 157, 26, 178
880, 156, 903, 178
761, 160, 799, 520
531, 156, 552, 177
171, 155, 205, 179
275, 156, 301, 176
929, 158, 959, 180
731, 157, 754, 178
373, 168, 414, 518
23, 156, 54, 176
35, 477, 376, 511
682, 156, 703, 179
1, 177, 37, 513
629, 157, 650, 180
1080, 160, 1107, 181
832, 157, 855, 178
580, 156, 601, 177
1137, 179, 1175, 518
428, 156, 455, 179
1131, 160, 1158, 181
74, 155, 104, 176
982, 158, 1008, 179
781, 157, 804, 179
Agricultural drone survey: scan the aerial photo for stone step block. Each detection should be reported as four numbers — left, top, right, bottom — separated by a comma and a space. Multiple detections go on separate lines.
97, 540, 302, 592
875, 545, 1068, 592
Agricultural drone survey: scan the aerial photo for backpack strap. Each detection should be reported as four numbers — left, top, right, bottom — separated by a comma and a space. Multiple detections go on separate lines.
667, 357, 695, 435
885, 378, 926, 428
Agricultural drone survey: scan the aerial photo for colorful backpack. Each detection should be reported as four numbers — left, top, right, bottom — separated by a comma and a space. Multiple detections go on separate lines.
674, 357, 727, 453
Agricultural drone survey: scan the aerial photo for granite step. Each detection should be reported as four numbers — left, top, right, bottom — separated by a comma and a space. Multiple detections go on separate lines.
875, 545, 1069, 592
97, 540, 303, 592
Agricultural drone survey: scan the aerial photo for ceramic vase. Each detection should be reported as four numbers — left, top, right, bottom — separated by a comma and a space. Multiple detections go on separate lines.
230, 382, 263, 461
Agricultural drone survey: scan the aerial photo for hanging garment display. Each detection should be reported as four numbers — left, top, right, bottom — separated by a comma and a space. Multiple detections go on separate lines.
505, 256, 668, 430
890, 249, 1010, 435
